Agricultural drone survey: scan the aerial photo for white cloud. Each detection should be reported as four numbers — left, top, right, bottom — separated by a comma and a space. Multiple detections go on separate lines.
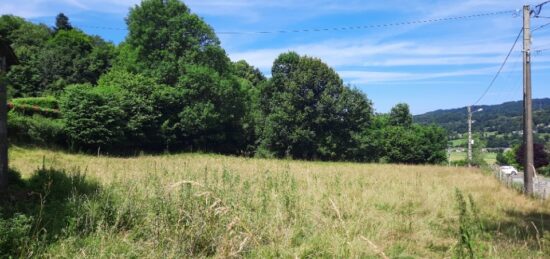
339, 67, 496, 84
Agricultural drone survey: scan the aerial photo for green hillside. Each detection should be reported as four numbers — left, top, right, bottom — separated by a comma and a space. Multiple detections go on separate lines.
414, 98, 550, 134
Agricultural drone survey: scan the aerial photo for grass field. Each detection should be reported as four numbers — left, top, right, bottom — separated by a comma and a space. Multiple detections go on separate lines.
449, 151, 497, 165
3, 146, 550, 258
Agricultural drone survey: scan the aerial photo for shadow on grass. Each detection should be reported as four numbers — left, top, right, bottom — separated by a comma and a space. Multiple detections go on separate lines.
0, 168, 100, 256
483, 209, 550, 252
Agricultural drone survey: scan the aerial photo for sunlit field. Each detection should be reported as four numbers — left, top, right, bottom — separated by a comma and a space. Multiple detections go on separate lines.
449, 151, 497, 165
5, 146, 550, 258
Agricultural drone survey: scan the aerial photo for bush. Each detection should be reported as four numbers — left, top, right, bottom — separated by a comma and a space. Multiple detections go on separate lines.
515, 143, 549, 169
97, 69, 164, 149
382, 125, 447, 164
0, 213, 33, 257
8, 97, 61, 118
60, 84, 126, 151
8, 112, 66, 147
11, 96, 59, 109
537, 166, 550, 177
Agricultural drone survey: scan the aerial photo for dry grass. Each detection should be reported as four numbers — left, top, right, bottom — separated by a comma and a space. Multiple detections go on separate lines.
8, 145, 550, 258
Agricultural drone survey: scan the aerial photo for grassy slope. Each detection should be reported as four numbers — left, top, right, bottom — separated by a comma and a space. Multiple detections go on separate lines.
8, 146, 550, 258
449, 152, 497, 165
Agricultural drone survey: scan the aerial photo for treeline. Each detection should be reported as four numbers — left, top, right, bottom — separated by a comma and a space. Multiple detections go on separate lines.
0, 0, 447, 164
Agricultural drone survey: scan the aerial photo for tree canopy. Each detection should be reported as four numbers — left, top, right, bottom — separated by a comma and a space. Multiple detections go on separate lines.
1, 3, 448, 165
389, 103, 413, 127
54, 13, 73, 32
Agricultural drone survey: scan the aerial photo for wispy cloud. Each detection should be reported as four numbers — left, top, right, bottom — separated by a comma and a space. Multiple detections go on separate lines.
340, 67, 497, 84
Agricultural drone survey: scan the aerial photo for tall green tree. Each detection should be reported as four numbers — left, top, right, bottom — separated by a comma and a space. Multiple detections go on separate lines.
124, 0, 230, 85
54, 13, 73, 32
2, 15, 114, 97
37, 29, 115, 95
389, 103, 413, 127
2, 19, 51, 97
233, 60, 266, 87
258, 52, 373, 160
232, 60, 266, 153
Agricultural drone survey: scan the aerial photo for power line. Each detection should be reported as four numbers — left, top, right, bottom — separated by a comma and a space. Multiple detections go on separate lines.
216, 10, 516, 35
43, 10, 515, 34
532, 21, 550, 31
472, 28, 523, 106
533, 47, 550, 53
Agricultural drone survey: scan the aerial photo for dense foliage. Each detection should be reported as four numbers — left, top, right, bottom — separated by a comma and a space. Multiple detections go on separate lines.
515, 143, 550, 169
0, 0, 447, 164
1, 15, 115, 97
256, 52, 373, 160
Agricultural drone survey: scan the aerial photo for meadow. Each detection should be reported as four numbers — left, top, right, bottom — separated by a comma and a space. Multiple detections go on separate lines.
449, 151, 498, 165
2, 146, 549, 258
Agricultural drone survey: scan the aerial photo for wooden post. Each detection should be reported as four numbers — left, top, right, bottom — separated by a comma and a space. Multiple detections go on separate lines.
523, 5, 534, 195
0, 56, 7, 188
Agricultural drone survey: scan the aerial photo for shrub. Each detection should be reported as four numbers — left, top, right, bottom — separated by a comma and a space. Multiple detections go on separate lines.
515, 143, 549, 169
8, 97, 61, 118
60, 84, 126, 151
382, 125, 447, 164
537, 166, 550, 177
97, 69, 164, 149
11, 96, 59, 109
8, 112, 66, 147
0, 213, 33, 257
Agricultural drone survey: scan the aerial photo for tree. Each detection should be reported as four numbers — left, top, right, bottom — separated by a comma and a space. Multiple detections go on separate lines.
258, 52, 373, 160
382, 124, 447, 164
389, 103, 413, 127
469, 136, 487, 167
37, 30, 115, 95
496, 151, 507, 165
3, 21, 51, 97
0, 15, 26, 41
97, 69, 164, 149
232, 60, 266, 153
232, 60, 266, 87
124, 0, 229, 85
136, 65, 247, 153
173, 65, 246, 153
54, 13, 73, 32
515, 143, 549, 169
2, 16, 114, 97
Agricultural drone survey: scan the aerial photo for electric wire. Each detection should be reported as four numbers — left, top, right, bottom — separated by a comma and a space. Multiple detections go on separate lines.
533, 47, 550, 53
472, 28, 523, 106
37, 10, 515, 34
532, 21, 550, 31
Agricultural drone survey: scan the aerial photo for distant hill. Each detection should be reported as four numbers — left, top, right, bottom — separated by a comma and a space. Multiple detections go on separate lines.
414, 98, 550, 135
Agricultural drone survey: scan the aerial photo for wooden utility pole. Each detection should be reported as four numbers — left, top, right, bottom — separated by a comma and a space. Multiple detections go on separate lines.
0, 55, 7, 189
523, 5, 535, 195
0, 38, 16, 189
467, 106, 472, 168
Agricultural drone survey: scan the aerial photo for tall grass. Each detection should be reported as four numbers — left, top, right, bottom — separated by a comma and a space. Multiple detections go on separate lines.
2, 146, 549, 257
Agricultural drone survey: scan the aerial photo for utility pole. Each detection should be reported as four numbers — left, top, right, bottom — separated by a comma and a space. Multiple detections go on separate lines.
467, 106, 472, 168
0, 38, 16, 189
0, 55, 7, 189
523, 5, 535, 195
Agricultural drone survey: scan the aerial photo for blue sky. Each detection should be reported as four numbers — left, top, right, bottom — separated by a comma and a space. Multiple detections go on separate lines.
2, 0, 550, 114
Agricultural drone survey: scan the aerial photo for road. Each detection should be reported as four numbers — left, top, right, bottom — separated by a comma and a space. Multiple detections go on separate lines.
505, 172, 550, 199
